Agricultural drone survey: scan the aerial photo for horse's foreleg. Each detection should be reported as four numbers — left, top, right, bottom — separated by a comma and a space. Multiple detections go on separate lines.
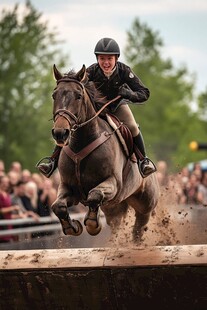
60, 213, 83, 236
84, 189, 103, 236
52, 202, 83, 236
84, 206, 102, 236
84, 177, 117, 236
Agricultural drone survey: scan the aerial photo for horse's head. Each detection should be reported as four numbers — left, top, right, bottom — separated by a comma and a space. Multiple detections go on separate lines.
51, 64, 88, 146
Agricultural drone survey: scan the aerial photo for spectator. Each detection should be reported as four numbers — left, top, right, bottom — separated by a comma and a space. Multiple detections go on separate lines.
38, 178, 57, 216
192, 162, 202, 182
7, 170, 21, 194
37, 178, 57, 217
9, 161, 22, 175
180, 166, 190, 186
0, 160, 5, 177
21, 169, 32, 183
0, 176, 23, 218
197, 171, 207, 206
31, 173, 44, 189
182, 173, 199, 205
0, 175, 26, 242
156, 160, 169, 187
32, 177, 57, 237
11, 181, 39, 221
20, 181, 38, 214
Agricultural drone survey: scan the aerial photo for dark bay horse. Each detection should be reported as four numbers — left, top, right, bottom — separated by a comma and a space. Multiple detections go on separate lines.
50, 64, 159, 243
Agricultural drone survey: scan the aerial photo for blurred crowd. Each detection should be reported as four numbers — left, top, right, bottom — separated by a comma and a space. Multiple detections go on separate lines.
1, 158, 207, 243
156, 160, 207, 206
0, 159, 59, 243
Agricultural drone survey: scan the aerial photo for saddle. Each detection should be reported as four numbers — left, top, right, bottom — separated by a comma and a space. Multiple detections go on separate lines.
106, 113, 137, 162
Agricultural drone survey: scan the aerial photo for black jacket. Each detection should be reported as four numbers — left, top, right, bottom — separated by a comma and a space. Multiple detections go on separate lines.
86, 61, 150, 104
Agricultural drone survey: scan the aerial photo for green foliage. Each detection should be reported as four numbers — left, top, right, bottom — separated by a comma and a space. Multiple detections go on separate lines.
124, 18, 207, 172
197, 88, 207, 120
0, 1, 68, 171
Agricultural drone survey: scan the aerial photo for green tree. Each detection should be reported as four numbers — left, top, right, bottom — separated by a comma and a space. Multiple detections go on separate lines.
0, 1, 68, 171
124, 18, 206, 171
197, 88, 207, 120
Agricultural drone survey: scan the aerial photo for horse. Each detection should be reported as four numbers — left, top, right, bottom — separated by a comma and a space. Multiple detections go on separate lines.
50, 64, 159, 243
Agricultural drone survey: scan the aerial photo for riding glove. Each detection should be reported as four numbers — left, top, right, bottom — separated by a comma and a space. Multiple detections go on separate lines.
118, 83, 137, 101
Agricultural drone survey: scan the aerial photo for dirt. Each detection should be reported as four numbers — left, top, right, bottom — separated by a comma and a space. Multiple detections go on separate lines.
105, 184, 207, 247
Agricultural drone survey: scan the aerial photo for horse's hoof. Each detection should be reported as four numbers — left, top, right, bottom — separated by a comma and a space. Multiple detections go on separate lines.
85, 221, 102, 236
63, 220, 83, 236
84, 208, 102, 236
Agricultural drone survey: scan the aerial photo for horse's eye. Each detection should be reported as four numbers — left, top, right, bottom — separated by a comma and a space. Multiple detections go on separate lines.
76, 93, 82, 100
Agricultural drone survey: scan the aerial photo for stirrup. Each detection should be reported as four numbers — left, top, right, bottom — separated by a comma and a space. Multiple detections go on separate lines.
138, 158, 157, 178
36, 157, 56, 178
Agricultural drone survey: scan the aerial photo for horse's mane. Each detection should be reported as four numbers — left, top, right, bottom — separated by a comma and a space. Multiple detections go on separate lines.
65, 70, 108, 112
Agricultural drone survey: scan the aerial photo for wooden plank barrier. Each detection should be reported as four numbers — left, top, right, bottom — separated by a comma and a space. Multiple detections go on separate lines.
0, 245, 207, 309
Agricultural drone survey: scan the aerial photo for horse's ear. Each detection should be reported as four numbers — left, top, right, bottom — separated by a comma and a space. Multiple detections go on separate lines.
76, 65, 88, 84
53, 64, 63, 81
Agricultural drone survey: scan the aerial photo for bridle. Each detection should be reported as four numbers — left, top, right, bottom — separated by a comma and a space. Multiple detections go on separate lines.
53, 77, 121, 131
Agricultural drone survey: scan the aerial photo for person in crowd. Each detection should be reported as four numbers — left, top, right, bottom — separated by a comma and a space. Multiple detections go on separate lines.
192, 162, 202, 182
0, 175, 26, 242
37, 178, 57, 217
156, 160, 169, 187
0, 176, 24, 218
7, 170, 21, 194
37, 37, 156, 179
181, 173, 200, 205
31, 173, 44, 189
197, 171, 207, 206
9, 161, 22, 175
11, 181, 40, 221
21, 169, 32, 183
0, 160, 5, 177
179, 166, 190, 186
20, 181, 39, 214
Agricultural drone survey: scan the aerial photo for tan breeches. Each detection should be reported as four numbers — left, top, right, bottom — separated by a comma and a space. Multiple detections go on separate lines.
113, 104, 139, 137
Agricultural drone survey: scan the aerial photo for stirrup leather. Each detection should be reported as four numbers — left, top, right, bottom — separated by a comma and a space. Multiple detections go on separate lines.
36, 157, 56, 178
138, 158, 157, 178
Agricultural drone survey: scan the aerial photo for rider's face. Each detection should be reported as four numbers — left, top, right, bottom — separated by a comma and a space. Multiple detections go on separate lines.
97, 55, 117, 73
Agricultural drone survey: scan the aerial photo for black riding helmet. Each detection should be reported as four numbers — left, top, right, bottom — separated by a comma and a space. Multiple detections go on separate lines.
94, 38, 120, 57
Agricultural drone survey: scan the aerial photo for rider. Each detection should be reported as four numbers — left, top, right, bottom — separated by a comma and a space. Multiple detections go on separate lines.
37, 37, 156, 178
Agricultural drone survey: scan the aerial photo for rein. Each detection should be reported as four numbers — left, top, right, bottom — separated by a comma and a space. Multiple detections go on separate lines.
74, 95, 121, 129
53, 77, 121, 130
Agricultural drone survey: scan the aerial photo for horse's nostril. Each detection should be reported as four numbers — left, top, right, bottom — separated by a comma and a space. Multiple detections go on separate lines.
63, 129, 69, 140
52, 128, 69, 141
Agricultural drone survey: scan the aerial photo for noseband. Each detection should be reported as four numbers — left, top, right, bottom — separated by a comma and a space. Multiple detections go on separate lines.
53, 108, 79, 127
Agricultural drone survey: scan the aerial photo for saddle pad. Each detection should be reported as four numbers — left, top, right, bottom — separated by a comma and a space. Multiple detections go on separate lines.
106, 113, 135, 158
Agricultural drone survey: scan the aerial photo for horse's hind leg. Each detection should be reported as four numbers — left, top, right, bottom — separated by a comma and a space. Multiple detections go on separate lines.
102, 201, 128, 235
132, 210, 151, 243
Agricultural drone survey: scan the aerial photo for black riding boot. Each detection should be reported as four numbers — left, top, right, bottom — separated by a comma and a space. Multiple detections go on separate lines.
133, 132, 156, 178
36, 145, 62, 178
